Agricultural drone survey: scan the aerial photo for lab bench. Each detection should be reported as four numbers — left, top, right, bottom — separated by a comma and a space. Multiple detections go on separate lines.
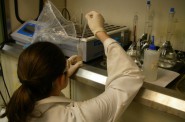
0, 43, 185, 122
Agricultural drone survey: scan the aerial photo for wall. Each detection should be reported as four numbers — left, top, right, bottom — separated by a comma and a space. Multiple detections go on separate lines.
67, 0, 185, 51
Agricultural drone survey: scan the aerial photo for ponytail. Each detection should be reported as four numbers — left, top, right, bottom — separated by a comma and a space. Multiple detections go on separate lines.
0, 85, 35, 122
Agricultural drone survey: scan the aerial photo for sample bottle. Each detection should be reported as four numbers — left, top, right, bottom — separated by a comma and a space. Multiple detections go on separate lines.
158, 8, 177, 68
143, 36, 160, 82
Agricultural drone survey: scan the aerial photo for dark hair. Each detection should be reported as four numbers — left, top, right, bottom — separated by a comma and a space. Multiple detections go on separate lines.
0, 42, 66, 122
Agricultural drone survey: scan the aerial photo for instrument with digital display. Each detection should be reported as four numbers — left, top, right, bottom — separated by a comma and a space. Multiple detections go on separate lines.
11, 20, 36, 45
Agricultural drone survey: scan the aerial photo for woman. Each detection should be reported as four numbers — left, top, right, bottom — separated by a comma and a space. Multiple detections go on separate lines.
0, 11, 143, 122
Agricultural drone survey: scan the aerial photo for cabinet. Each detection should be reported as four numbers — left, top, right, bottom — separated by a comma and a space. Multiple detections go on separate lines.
1, 53, 20, 97
71, 78, 185, 122
69, 63, 185, 122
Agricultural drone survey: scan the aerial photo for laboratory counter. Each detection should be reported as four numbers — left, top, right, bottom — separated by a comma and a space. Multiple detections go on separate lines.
1, 43, 185, 120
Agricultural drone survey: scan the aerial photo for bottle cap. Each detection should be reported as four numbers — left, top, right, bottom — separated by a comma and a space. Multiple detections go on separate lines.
149, 36, 156, 50
147, 0, 151, 5
170, 8, 175, 13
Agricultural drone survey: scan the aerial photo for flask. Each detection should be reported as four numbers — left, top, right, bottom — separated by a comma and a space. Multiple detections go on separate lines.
127, 14, 142, 68
158, 8, 177, 68
143, 36, 160, 82
139, 0, 154, 63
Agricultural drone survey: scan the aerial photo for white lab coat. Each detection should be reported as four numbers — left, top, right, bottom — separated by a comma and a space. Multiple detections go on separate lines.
0, 38, 143, 122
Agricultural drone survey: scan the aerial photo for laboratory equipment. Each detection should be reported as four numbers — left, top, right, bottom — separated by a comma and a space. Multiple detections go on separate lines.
139, 0, 154, 63
61, 25, 129, 62
11, 21, 128, 62
176, 51, 185, 63
11, 20, 37, 45
143, 36, 160, 82
127, 14, 141, 68
11, 0, 76, 45
158, 8, 177, 68
127, 14, 138, 58
176, 33, 185, 63
11, 1, 128, 62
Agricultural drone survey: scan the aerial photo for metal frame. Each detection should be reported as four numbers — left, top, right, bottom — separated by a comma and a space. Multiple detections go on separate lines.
0, 0, 14, 49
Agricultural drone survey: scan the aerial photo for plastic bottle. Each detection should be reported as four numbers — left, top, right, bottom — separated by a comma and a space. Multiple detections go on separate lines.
143, 36, 160, 82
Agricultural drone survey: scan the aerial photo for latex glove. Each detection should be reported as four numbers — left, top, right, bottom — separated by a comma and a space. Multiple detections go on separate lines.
67, 55, 83, 77
85, 11, 105, 36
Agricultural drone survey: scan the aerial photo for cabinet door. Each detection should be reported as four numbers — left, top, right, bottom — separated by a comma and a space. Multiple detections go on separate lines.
70, 79, 104, 101
1, 53, 20, 97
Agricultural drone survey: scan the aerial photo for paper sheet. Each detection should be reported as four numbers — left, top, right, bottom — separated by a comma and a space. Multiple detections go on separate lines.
144, 68, 180, 87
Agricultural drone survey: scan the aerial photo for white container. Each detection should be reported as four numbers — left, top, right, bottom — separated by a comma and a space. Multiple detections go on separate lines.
143, 49, 160, 82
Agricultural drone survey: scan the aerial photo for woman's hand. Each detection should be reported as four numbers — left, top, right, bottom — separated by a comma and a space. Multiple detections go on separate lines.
67, 55, 83, 77
85, 11, 105, 36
